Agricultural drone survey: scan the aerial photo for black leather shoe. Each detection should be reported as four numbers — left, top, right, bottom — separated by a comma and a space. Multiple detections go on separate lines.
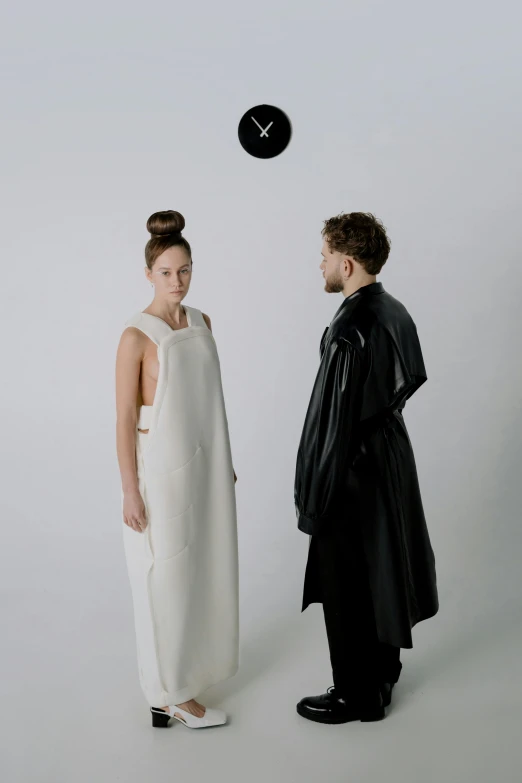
296, 686, 385, 724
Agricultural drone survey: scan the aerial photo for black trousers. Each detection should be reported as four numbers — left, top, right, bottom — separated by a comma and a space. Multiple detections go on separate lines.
313, 521, 402, 698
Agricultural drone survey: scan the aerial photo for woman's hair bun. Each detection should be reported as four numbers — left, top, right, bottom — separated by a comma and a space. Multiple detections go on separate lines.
147, 210, 185, 237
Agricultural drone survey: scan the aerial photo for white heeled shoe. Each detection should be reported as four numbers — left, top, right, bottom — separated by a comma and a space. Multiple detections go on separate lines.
150, 704, 227, 729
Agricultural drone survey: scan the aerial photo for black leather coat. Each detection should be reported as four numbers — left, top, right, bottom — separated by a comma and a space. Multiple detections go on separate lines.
294, 282, 438, 648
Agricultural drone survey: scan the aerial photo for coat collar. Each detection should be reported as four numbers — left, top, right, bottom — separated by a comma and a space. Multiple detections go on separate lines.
332, 281, 384, 322
344, 281, 384, 301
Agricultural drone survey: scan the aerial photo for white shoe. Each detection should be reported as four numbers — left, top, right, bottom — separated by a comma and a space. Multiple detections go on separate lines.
151, 705, 227, 729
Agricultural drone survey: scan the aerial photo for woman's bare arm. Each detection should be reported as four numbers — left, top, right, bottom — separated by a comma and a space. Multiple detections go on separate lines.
115, 327, 145, 501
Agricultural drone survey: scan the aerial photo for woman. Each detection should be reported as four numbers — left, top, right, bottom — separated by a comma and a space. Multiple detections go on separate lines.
115, 210, 239, 729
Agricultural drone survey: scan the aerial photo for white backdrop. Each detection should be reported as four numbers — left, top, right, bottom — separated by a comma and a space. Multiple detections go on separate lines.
2, 1, 521, 781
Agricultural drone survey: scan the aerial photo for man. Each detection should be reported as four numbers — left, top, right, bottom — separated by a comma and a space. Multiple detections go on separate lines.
294, 212, 438, 724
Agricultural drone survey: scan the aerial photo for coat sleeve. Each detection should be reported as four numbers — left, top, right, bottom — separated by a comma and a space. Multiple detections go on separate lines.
294, 336, 364, 535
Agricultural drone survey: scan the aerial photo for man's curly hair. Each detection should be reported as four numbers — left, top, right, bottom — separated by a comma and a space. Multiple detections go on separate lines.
322, 212, 391, 275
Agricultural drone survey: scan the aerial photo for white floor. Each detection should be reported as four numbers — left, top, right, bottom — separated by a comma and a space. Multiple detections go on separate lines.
3, 533, 522, 783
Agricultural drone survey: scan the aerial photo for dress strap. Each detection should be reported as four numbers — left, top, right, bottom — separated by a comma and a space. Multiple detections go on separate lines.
184, 306, 208, 329
124, 312, 171, 345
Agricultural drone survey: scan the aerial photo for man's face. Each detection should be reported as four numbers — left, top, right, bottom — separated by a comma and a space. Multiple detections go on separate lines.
319, 239, 344, 293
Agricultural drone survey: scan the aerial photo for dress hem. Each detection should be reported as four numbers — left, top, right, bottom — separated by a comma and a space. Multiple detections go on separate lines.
144, 662, 240, 707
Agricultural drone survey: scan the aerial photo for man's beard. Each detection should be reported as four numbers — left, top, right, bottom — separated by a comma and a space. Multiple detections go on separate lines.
324, 270, 344, 293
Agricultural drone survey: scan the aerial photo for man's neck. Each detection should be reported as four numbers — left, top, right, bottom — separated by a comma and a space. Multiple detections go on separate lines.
342, 275, 377, 298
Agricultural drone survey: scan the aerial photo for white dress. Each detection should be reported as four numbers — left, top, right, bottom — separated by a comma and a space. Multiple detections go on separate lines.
122, 306, 239, 707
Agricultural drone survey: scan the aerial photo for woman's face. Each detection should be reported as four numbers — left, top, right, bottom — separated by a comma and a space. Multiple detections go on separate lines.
146, 246, 192, 302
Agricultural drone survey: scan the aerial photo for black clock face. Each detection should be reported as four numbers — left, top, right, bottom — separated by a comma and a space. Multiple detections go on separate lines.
238, 104, 292, 159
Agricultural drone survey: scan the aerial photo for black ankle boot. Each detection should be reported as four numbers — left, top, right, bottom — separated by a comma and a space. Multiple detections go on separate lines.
296, 686, 385, 725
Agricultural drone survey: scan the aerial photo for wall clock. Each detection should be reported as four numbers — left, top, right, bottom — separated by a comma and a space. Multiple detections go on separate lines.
238, 104, 292, 159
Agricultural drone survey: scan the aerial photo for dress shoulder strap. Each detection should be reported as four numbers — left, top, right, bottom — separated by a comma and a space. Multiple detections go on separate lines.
184, 306, 208, 329
124, 312, 171, 345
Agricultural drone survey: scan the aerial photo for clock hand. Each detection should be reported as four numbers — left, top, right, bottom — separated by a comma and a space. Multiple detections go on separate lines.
251, 116, 265, 133
251, 117, 274, 138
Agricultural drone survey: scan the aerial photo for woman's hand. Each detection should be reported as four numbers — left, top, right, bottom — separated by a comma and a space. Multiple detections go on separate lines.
123, 490, 148, 533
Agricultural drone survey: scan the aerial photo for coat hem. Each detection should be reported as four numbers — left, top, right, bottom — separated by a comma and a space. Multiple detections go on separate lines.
301, 598, 439, 650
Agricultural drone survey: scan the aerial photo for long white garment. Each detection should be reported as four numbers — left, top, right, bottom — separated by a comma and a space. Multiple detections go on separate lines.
122, 306, 239, 706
